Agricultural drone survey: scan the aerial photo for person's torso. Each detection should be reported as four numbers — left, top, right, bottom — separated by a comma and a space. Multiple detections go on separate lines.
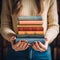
11, 0, 50, 35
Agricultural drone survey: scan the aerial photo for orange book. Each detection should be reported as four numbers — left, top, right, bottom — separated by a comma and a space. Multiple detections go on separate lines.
18, 20, 43, 25
18, 31, 44, 35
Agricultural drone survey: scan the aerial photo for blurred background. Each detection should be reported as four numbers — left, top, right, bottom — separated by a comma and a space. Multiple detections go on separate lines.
0, 0, 60, 60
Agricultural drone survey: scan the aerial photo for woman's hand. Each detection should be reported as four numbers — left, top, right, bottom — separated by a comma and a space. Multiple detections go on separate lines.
32, 39, 49, 52
11, 40, 30, 51
10, 36, 30, 51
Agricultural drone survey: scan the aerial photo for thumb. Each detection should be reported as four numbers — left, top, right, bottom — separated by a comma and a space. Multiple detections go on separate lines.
12, 36, 16, 40
10, 36, 16, 45
10, 36, 16, 40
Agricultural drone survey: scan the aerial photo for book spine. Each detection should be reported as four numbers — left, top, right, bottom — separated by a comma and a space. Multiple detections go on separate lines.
18, 31, 44, 35
18, 16, 42, 20
17, 25, 42, 27
16, 38, 45, 44
16, 34, 44, 38
17, 27, 43, 31
18, 20, 43, 25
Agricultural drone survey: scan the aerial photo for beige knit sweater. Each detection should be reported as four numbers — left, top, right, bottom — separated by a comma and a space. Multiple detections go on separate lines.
1, 0, 59, 44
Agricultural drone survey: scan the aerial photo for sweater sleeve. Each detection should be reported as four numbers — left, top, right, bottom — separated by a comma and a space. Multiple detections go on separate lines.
1, 0, 16, 41
45, 0, 59, 44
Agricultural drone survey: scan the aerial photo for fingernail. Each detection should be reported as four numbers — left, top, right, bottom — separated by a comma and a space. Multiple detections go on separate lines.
38, 41, 39, 43
38, 41, 41, 43
21, 40, 25, 42
28, 44, 31, 46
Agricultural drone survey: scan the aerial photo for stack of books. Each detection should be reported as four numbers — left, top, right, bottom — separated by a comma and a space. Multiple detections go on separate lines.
16, 16, 45, 44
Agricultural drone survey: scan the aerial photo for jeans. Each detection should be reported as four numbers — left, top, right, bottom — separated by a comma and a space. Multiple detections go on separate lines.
6, 45, 52, 60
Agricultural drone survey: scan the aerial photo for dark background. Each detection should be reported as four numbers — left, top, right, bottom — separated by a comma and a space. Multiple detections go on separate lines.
0, 0, 60, 60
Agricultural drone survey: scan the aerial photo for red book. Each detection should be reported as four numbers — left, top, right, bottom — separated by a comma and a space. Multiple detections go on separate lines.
18, 20, 43, 25
17, 27, 43, 31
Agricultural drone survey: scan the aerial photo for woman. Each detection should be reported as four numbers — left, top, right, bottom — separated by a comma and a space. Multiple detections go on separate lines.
1, 0, 59, 60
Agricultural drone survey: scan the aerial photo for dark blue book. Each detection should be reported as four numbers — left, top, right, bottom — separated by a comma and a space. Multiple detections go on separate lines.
16, 34, 44, 38
16, 37, 45, 44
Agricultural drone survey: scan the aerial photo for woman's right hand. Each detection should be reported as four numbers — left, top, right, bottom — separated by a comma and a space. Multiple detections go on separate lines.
10, 36, 30, 51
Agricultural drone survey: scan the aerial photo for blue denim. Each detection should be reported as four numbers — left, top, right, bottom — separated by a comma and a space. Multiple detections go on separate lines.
6, 45, 52, 60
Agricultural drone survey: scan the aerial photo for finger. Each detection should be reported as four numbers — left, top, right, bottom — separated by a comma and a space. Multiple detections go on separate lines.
13, 48, 19, 51
38, 41, 46, 50
10, 36, 16, 44
14, 47, 23, 51
25, 44, 30, 50
35, 41, 40, 50
10, 37, 16, 45
45, 41, 48, 46
10, 36, 16, 41
19, 41, 25, 49
13, 41, 24, 51
12, 36, 16, 40
16, 43, 29, 51
32, 43, 38, 51
35, 42, 45, 52
15, 46, 22, 51
12, 41, 21, 49
12, 41, 28, 51
21, 40, 28, 43
22, 43, 28, 48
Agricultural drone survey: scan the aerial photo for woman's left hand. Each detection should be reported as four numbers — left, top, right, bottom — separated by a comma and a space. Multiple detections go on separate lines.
32, 40, 49, 52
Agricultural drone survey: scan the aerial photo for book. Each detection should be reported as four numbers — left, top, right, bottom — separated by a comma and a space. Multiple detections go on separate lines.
16, 34, 44, 38
18, 20, 43, 25
18, 31, 44, 35
17, 25, 42, 27
17, 27, 43, 31
18, 16, 42, 20
16, 37, 45, 44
